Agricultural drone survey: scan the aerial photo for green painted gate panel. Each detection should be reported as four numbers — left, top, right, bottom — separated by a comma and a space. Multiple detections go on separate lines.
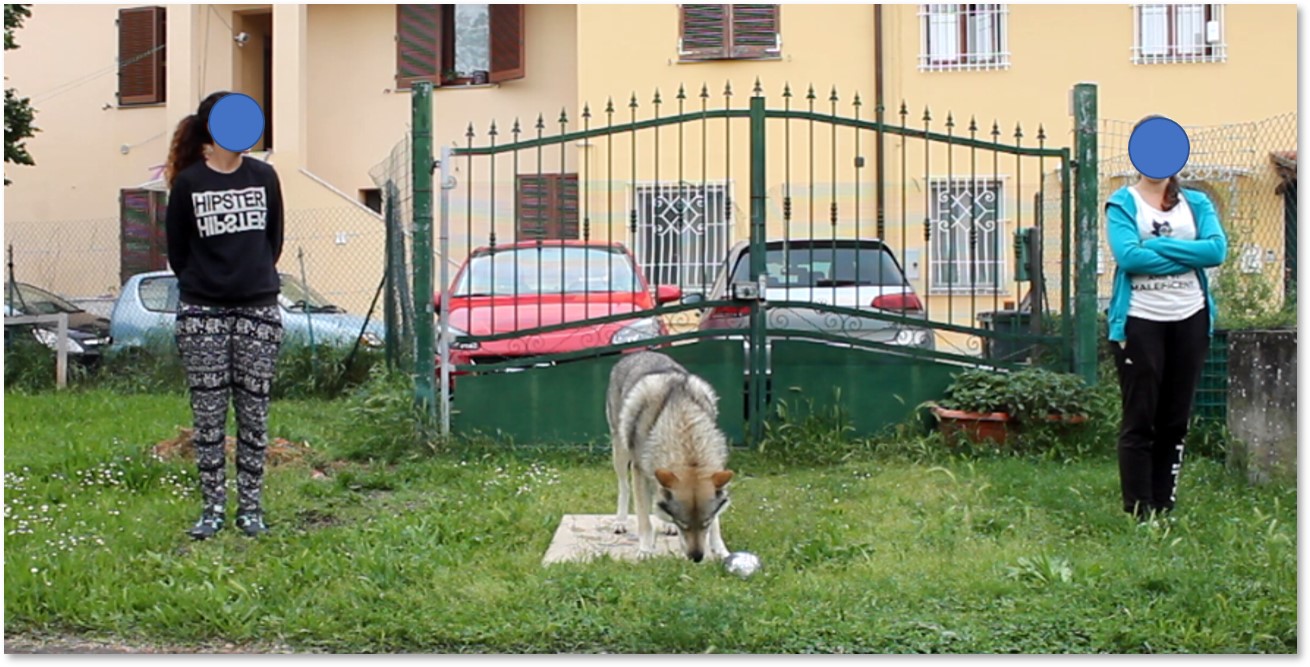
452, 340, 746, 445
768, 340, 963, 437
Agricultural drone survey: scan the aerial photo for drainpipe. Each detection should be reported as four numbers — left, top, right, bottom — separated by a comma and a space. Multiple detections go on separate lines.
874, 4, 886, 241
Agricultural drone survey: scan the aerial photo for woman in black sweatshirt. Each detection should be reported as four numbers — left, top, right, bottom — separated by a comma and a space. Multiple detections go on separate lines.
164, 91, 285, 540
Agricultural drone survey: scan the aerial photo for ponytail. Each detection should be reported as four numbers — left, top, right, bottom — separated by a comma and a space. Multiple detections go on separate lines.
163, 90, 230, 189
164, 114, 205, 189
1162, 175, 1181, 211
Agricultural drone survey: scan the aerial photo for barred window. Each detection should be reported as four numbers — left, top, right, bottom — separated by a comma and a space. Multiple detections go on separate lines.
632, 182, 732, 290
927, 178, 1007, 293
1133, 4, 1226, 64
918, 4, 1009, 72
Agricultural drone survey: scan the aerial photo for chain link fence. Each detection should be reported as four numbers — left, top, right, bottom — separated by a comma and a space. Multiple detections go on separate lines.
1098, 113, 1297, 318
1039, 112, 1297, 422
4, 207, 390, 368
1039, 112, 1297, 319
369, 131, 419, 372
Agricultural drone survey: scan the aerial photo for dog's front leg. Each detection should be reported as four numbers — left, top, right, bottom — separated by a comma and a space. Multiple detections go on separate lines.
632, 473, 657, 556
612, 455, 630, 534
707, 515, 730, 560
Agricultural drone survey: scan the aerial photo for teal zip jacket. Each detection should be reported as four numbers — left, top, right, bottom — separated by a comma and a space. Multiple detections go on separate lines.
1104, 186, 1229, 342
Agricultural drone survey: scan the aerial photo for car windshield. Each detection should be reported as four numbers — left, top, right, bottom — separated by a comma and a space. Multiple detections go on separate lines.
454, 246, 643, 296
280, 274, 343, 313
732, 243, 907, 288
3, 282, 83, 315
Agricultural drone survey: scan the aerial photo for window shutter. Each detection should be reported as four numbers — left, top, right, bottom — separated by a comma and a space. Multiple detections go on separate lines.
729, 4, 778, 58
118, 6, 166, 105
557, 174, 579, 239
397, 4, 442, 88
489, 4, 525, 83
120, 188, 169, 285
517, 174, 579, 240
680, 4, 728, 60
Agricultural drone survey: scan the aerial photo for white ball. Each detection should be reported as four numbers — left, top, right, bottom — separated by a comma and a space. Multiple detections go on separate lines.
724, 551, 761, 577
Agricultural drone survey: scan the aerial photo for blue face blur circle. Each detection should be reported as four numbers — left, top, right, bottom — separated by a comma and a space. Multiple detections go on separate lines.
1128, 116, 1190, 180
208, 93, 265, 153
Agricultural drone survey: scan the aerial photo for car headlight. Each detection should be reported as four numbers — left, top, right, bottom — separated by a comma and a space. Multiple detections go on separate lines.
440, 324, 480, 351
611, 317, 662, 346
360, 331, 384, 348
32, 328, 84, 354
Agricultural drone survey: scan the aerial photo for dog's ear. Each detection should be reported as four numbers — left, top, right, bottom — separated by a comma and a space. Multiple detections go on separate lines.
654, 468, 679, 489
711, 470, 734, 489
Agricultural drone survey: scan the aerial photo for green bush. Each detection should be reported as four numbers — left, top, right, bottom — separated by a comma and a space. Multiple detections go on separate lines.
330, 365, 439, 463
272, 337, 385, 400
938, 367, 1093, 423
1211, 225, 1296, 331
3, 329, 73, 392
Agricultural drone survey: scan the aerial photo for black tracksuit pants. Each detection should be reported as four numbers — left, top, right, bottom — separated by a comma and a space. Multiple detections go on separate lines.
1110, 306, 1210, 518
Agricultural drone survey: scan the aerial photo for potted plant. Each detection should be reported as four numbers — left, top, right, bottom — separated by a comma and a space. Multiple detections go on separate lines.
470, 70, 490, 85
928, 367, 1091, 445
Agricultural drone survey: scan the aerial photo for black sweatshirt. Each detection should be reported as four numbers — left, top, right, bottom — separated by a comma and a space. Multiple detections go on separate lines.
165, 157, 285, 307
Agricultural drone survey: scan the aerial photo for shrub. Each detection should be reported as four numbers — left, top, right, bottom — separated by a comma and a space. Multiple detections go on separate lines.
938, 367, 1093, 423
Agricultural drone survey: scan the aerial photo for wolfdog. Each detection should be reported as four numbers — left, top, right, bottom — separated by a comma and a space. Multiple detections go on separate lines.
606, 350, 734, 562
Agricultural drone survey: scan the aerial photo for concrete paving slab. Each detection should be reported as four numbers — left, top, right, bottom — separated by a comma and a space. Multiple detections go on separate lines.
541, 514, 684, 565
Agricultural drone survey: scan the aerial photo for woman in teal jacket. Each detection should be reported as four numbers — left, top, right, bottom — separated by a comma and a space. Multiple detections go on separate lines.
1104, 123, 1228, 522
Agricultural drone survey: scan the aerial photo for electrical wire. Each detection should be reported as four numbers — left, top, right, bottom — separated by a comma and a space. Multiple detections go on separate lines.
30, 44, 165, 105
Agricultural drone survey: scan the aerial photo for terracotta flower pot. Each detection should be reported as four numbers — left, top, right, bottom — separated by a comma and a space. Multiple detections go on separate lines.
930, 406, 1012, 445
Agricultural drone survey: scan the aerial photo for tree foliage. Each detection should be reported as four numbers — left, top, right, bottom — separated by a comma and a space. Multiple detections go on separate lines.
5, 4, 38, 186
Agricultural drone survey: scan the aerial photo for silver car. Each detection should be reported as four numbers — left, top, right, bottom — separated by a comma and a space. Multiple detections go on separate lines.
686, 237, 935, 352
108, 270, 385, 353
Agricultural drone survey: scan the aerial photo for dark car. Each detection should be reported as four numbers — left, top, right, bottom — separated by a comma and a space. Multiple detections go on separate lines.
4, 281, 113, 366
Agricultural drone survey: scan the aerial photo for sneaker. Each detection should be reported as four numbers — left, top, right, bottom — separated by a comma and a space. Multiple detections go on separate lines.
235, 511, 268, 537
188, 506, 226, 540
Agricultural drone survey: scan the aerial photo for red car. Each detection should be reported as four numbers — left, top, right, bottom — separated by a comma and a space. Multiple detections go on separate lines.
434, 240, 682, 382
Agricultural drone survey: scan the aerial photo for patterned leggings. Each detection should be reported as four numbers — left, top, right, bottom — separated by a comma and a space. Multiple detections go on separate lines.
175, 303, 283, 516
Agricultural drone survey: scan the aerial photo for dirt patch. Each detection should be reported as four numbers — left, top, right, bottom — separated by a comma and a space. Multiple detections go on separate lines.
151, 427, 315, 467
4, 634, 308, 654
294, 508, 341, 529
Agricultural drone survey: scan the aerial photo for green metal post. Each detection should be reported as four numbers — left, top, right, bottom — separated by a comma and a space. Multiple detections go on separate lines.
1072, 82, 1099, 385
412, 82, 436, 416
748, 93, 767, 445
383, 180, 399, 369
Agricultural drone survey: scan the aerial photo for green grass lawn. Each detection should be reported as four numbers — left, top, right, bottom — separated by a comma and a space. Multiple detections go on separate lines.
3, 389, 1297, 653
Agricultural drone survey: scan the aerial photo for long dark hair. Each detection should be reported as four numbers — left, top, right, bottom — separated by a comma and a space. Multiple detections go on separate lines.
164, 91, 229, 188
1132, 114, 1182, 211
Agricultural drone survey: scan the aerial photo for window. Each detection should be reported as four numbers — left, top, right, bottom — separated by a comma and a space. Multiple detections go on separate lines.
138, 277, 179, 313
1133, 4, 1225, 64
119, 187, 168, 285
678, 5, 780, 61
117, 6, 166, 105
632, 182, 732, 289
454, 246, 642, 296
729, 242, 908, 288
516, 174, 579, 240
396, 4, 524, 89
360, 188, 383, 214
927, 178, 1006, 292
918, 4, 1008, 72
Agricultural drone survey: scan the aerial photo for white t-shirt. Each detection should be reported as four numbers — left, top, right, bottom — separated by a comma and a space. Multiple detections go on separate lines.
1125, 186, 1206, 322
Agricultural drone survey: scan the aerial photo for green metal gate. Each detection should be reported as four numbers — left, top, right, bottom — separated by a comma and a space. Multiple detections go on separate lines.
407, 80, 1100, 446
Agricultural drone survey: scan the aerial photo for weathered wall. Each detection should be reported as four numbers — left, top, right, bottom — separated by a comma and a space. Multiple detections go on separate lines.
1225, 330, 1297, 485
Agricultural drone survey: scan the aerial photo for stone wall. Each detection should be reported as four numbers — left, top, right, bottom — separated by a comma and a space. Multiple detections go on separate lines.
1226, 330, 1297, 485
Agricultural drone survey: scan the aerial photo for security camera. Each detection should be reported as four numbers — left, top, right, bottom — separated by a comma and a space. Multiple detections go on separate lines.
234, 32, 250, 47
